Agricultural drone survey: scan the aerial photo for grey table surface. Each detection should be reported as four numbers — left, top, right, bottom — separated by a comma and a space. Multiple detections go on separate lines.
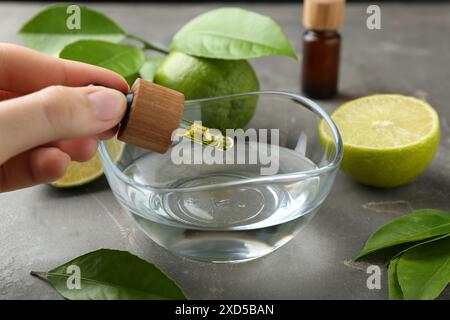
1, 2, 450, 300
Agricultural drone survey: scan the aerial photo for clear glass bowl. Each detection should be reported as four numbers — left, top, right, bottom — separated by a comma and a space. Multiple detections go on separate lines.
99, 91, 343, 263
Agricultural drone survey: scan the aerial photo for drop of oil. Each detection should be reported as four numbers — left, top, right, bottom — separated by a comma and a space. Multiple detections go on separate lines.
177, 122, 234, 151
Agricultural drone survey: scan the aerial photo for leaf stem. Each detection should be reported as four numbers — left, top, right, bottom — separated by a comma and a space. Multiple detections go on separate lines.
30, 271, 51, 284
126, 34, 169, 55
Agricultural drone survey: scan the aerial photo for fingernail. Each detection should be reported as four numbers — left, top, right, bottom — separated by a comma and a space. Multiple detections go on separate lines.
89, 90, 125, 121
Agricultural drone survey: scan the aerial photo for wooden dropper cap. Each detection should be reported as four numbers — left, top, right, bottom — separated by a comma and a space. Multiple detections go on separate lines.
117, 79, 185, 154
303, 0, 346, 30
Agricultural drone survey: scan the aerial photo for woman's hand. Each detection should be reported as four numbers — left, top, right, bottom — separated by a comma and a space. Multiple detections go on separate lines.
0, 43, 129, 192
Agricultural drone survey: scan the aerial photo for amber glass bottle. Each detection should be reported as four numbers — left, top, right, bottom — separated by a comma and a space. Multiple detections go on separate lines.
302, 0, 345, 99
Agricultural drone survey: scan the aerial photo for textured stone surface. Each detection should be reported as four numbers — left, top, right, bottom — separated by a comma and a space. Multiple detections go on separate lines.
0, 2, 449, 299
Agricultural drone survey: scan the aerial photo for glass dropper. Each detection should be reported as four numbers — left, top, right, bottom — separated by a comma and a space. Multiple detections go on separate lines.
177, 119, 234, 151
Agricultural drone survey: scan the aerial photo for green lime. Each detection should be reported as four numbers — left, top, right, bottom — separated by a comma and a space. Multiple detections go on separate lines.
50, 138, 124, 188
320, 94, 440, 188
154, 51, 260, 132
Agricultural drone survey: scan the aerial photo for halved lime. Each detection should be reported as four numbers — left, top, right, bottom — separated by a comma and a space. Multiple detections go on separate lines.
320, 94, 440, 188
50, 138, 124, 188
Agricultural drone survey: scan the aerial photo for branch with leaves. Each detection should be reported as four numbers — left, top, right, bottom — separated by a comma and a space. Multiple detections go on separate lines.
19, 4, 297, 85
357, 209, 450, 300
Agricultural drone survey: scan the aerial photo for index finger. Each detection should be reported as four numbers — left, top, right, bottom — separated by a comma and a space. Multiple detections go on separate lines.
0, 43, 129, 94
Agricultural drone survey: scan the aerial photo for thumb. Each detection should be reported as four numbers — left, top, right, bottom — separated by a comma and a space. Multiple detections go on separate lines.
0, 85, 126, 163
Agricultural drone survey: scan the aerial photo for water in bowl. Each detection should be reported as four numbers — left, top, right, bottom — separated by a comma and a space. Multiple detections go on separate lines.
122, 142, 321, 263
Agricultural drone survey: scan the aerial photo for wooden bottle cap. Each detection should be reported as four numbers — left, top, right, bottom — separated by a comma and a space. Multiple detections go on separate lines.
303, 0, 345, 31
118, 79, 185, 154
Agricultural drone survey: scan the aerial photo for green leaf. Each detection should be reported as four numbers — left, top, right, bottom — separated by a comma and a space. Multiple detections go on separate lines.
356, 209, 450, 260
31, 249, 187, 300
19, 4, 125, 54
397, 236, 450, 300
388, 258, 404, 300
172, 8, 297, 60
139, 57, 164, 81
59, 40, 145, 79
385, 233, 450, 265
